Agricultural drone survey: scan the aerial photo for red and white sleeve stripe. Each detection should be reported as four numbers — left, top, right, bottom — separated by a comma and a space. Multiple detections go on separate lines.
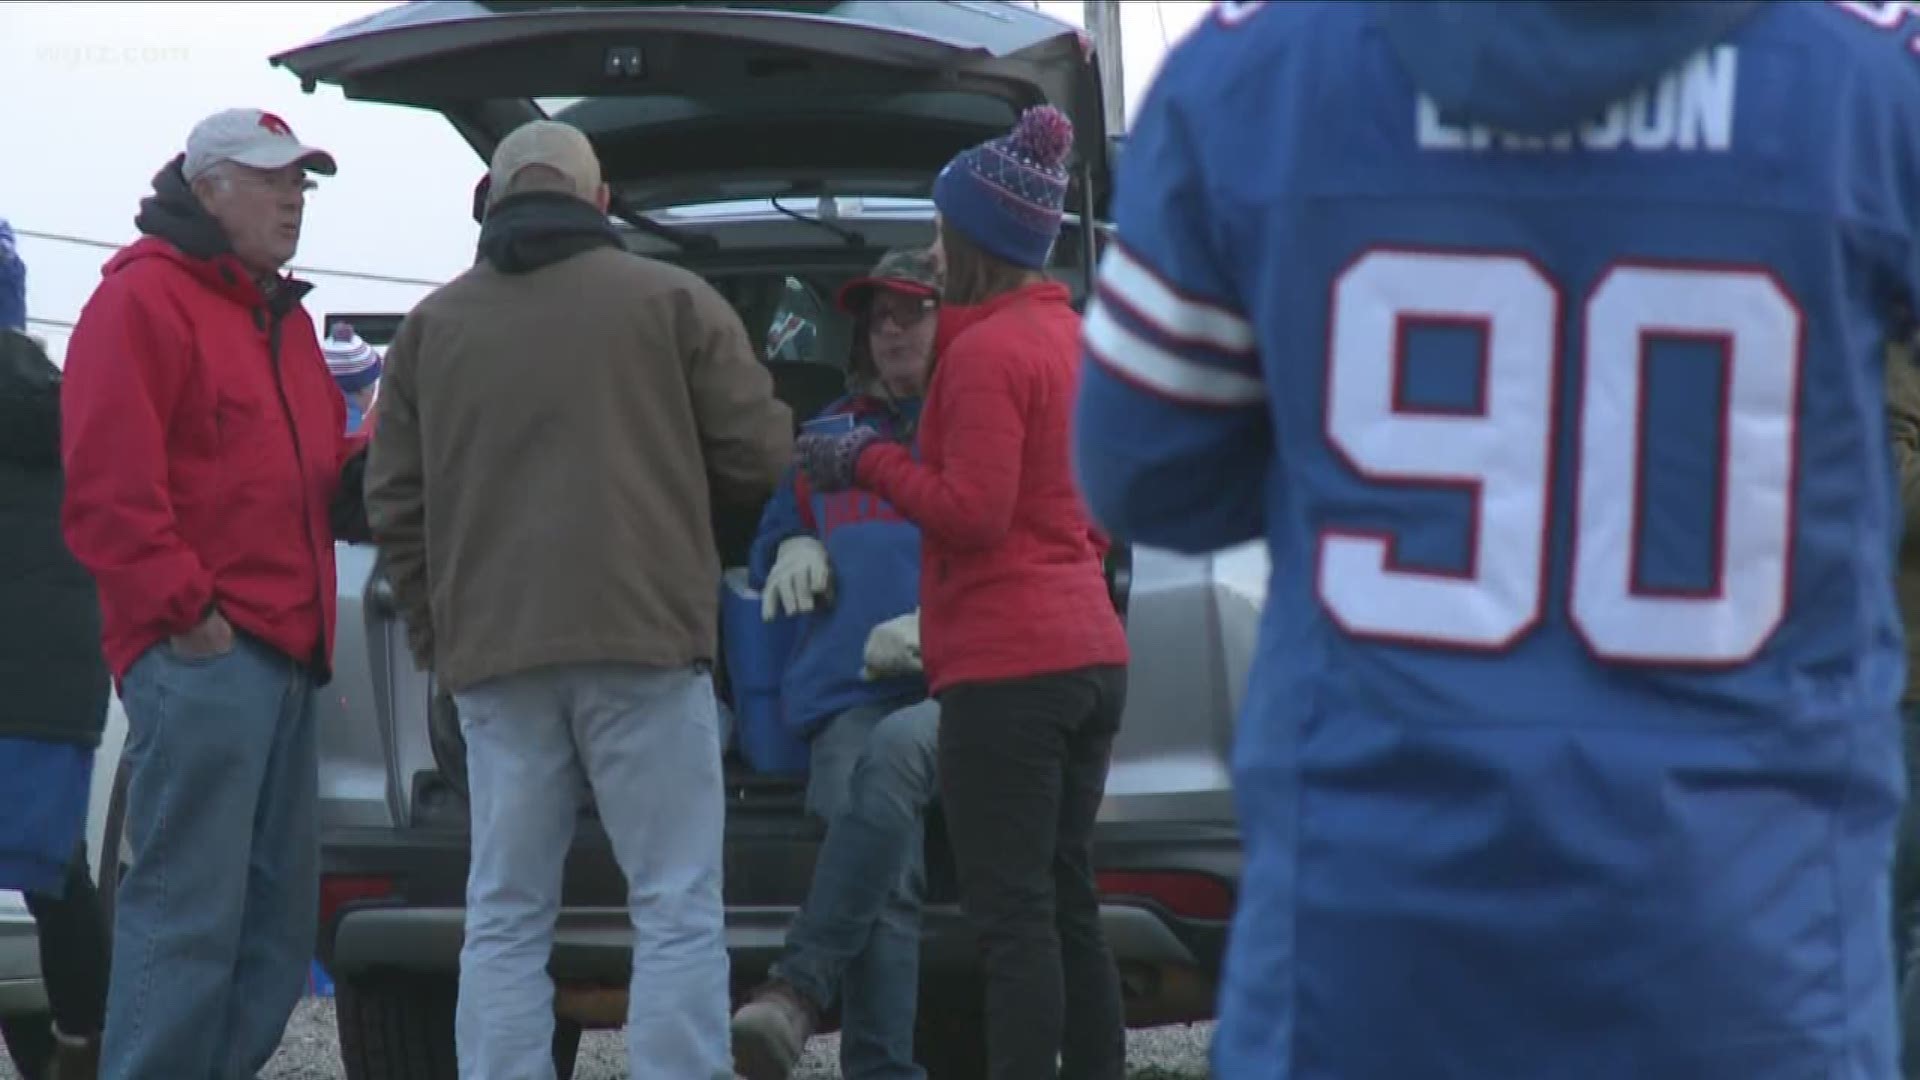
1083, 242, 1265, 408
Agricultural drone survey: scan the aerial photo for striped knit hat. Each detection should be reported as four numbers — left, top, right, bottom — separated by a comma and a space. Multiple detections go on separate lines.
324, 323, 382, 393
932, 105, 1075, 270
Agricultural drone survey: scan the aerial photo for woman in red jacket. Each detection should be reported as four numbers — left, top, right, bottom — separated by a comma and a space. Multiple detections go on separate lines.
797, 106, 1131, 1080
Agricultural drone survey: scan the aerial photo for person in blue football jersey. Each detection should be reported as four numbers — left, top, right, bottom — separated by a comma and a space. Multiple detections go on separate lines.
1074, 2, 1920, 1077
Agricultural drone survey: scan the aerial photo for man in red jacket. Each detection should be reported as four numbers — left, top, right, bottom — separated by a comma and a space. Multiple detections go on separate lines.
58, 107, 358, 1080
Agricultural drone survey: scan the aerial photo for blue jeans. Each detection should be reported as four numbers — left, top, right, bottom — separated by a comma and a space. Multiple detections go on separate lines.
102, 634, 318, 1080
776, 698, 941, 1080
452, 662, 731, 1080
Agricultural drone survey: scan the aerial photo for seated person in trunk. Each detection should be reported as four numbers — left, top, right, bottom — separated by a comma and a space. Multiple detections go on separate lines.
732, 246, 946, 1080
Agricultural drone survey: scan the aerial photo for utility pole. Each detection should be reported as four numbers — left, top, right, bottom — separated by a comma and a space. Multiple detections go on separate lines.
1084, 0, 1126, 133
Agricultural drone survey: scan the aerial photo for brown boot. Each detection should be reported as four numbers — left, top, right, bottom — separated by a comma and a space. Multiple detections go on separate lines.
44, 1022, 100, 1080
729, 979, 819, 1080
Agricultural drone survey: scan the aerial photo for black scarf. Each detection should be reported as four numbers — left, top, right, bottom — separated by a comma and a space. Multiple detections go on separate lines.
476, 192, 622, 274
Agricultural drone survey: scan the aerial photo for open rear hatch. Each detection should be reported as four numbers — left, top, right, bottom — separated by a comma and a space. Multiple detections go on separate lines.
270, 0, 1113, 239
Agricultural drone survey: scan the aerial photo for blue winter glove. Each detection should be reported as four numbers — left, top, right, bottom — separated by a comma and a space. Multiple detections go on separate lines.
796, 426, 883, 493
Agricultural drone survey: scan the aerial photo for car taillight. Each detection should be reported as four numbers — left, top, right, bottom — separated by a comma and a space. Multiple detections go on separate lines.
319, 874, 396, 929
1097, 871, 1234, 922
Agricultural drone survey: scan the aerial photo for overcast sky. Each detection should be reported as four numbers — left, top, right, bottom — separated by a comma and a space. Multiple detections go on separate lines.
0, 1, 1210, 361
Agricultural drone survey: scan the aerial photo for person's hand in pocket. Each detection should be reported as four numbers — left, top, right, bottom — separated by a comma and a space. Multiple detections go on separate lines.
171, 607, 235, 659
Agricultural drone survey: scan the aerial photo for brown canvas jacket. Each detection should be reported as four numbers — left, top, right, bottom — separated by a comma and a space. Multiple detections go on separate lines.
365, 244, 792, 693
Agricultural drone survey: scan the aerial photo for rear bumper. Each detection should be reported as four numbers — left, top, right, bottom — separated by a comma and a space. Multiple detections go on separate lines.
0, 913, 47, 1018
0, 977, 46, 1019
331, 898, 1201, 972
330, 899, 1218, 1028
319, 815, 1236, 1027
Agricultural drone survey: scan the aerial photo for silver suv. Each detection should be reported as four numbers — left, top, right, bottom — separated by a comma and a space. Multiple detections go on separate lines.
111, 4, 1258, 1077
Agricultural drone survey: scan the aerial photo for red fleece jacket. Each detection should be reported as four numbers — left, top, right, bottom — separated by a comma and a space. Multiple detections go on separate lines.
856, 281, 1129, 693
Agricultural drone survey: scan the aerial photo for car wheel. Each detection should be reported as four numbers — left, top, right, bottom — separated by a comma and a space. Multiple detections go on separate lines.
1, 1011, 55, 1080
334, 972, 580, 1080
914, 978, 988, 1080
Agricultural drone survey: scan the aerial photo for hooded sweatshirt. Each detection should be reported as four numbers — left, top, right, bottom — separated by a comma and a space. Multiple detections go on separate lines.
1074, 4, 1920, 1079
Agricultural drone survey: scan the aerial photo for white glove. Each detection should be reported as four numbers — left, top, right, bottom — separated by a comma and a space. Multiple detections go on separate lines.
761, 535, 832, 621
861, 610, 922, 681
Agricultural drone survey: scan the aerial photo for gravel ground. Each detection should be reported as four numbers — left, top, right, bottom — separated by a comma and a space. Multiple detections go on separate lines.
0, 997, 1213, 1078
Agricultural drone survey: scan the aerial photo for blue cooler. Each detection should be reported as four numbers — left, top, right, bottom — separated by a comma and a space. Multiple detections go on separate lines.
721, 569, 811, 774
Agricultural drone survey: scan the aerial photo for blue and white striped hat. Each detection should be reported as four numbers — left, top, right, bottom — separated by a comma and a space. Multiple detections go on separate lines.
323, 323, 382, 393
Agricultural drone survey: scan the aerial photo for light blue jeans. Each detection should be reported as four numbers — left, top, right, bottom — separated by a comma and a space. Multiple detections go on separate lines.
103, 633, 319, 1080
776, 697, 941, 1080
452, 661, 731, 1080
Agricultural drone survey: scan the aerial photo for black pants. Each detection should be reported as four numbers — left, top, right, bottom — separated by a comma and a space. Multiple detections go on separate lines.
937, 665, 1128, 1080
23, 840, 109, 1038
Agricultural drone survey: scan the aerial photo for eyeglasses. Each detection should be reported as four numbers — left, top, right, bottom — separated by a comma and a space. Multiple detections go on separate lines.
234, 166, 318, 195
870, 295, 936, 329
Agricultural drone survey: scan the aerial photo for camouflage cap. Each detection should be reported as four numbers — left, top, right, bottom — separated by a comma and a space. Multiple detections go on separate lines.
835, 246, 945, 313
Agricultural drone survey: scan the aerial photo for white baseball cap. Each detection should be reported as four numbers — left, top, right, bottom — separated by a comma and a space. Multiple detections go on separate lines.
487, 120, 601, 205
183, 108, 337, 183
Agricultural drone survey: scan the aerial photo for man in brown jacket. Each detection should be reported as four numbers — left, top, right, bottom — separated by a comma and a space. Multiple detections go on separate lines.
363, 120, 791, 1080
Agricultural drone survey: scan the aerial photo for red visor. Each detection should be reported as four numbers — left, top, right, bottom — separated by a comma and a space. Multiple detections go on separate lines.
836, 276, 938, 314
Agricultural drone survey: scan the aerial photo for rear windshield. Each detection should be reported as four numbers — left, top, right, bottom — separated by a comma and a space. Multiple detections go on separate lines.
708, 238, 1104, 379
714, 271, 845, 370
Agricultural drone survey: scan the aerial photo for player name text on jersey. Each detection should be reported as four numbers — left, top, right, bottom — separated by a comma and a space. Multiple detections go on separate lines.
1417, 45, 1736, 153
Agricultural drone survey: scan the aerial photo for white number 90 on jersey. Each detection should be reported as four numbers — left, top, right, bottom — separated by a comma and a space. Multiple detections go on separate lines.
1320, 249, 1799, 667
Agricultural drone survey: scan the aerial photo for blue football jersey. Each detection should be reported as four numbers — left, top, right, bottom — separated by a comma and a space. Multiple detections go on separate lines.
1075, 2, 1920, 1077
